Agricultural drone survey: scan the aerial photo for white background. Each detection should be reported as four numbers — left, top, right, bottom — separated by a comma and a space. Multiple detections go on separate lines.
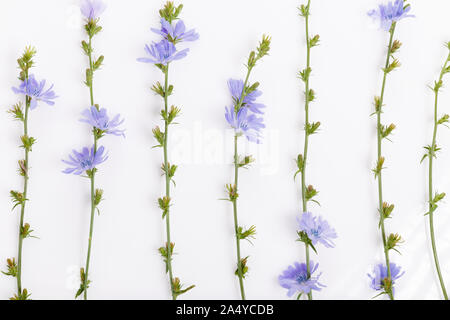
0, 0, 449, 300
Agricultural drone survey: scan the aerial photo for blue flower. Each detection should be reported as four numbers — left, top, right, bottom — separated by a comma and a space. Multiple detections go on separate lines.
368, 263, 404, 292
62, 145, 108, 175
297, 212, 337, 248
80, 0, 106, 21
152, 18, 199, 43
279, 261, 325, 297
80, 106, 125, 137
137, 39, 189, 65
368, 0, 413, 31
225, 106, 265, 144
228, 79, 265, 114
12, 74, 57, 110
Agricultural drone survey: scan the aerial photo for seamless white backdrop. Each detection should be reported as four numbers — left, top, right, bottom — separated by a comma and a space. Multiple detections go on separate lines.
0, 0, 450, 300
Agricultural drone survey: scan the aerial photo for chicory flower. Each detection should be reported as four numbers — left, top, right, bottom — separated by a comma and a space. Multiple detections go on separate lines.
62, 145, 108, 175
80, 106, 125, 137
137, 39, 189, 65
368, 263, 404, 291
297, 212, 337, 248
152, 18, 199, 43
368, 0, 413, 31
225, 106, 265, 144
228, 79, 265, 114
279, 261, 324, 297
12, 74, 57, 110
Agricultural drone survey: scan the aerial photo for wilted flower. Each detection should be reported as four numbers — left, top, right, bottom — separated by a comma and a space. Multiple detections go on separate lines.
137, 39, 189, 65
279, 261, 324, 297
225, 106, 265, 144
152, 18, 199, 43
297, 212, 337, 248
12, 74, 57, 110
368, 263, 404, 291
228, 79, 265, 114
368, 0, 413, 31
62, 145, 108, 175
80, 0, 106, 21
80, 106, 125, 137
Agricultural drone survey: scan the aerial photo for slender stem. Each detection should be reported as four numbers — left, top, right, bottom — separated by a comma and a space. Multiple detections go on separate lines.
232, 134, 246, 300
16, 71, 30, 296
83, 156, 96, 301
163, 65, 176, 300
301, 0, 313, 301
88, 36, 95, 107
83, 35, 97, 300
376, 24, 396, 300
231, 66, 253, 300
427, 53, 450, 300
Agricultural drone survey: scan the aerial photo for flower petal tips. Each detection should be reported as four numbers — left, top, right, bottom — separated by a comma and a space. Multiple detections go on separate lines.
80, 0, 106, 21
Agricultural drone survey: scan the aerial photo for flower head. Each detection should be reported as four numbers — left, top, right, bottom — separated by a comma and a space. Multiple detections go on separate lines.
137, 39, 189, 65
297, 212, 337, 248
12, 74, 57, 110
80, 0, 106, 21
62, 145, 108, 175
368, 263, 404, 292
228, 79, 265, 114
80, 106, 125, 137
368, 0, 413, 31
152, 18, 199, 43
279, 261, 325, 297
225, 106, 265, 144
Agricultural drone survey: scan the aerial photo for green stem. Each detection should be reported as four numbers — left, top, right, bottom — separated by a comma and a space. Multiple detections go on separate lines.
83, 35, 97, 300
231, 65, 254, 300
163, 65, 176, 300
16, 71, 30, 296
301, 0, 313, 301
376, 24, 396, 301
232, 134, 246, 300
427, 53, 450, 300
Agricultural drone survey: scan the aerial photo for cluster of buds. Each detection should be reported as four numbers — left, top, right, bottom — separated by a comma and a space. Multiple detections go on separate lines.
82, 18, 104, 92
158, 196, 171, 219
172, 277, 195, 300
247, 35, 271, 69
161, 163, 178, 186
159, 242, 175, 273
2, 258, 18, 277
10, 288, 30, 300
224, 184, 238, 202
235, 256, 249, 279
387, 233, 403, 254
159, 1, 183, 24
75, 267, 91, 299
237, 225, 257, 244
17, 46, 36, 81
